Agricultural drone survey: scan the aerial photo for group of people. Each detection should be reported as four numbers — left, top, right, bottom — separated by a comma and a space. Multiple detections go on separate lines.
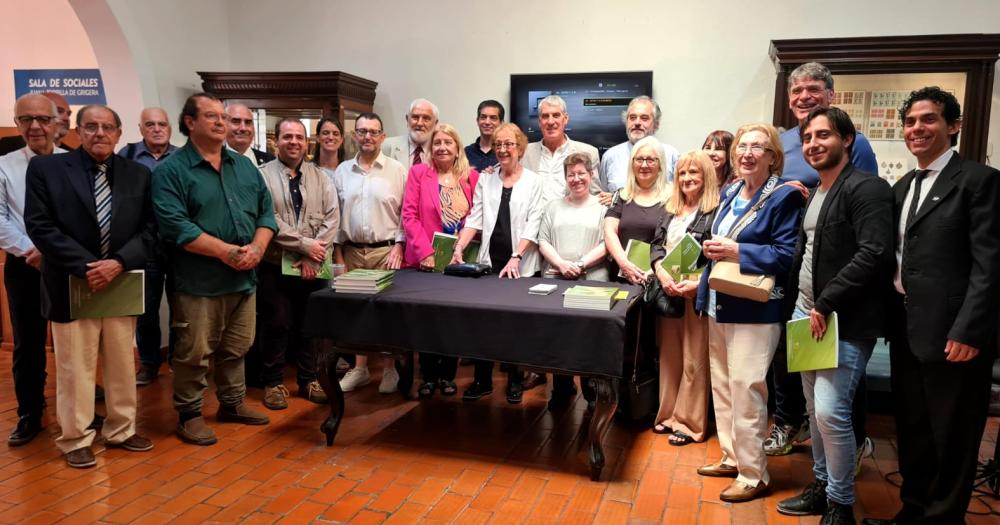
0, 59, 995, 525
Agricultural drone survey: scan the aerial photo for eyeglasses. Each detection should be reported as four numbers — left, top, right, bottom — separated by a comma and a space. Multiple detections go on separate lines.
633, 157, 660, 166
734, 144, 770, 156
15, 115, 55, 126
354, 128, 383, 137
80, 123, 119, 135
494, 141, 518, 151
227, 117, 253, 126
565, 171, 589, 180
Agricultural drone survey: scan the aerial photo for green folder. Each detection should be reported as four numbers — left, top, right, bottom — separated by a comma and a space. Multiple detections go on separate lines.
786, 312, 839, 372
69, 270, 145, 319
619, 239, 651, 278
432, 232, 480, 272
658, 233, 703, 281
281, 250, 332, 280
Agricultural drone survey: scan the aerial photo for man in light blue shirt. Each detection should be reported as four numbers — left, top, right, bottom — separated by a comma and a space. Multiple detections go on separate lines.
599, 96, 679, 203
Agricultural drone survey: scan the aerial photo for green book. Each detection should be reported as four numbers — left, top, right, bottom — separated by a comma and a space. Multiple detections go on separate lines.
335, 268, 395, 284
281, 250, 332, 280
69, 270, 145, 320
658, 233, 703, 281
431, 232, 480, 272
619, 239, 651, 278
786, 312, 839, 372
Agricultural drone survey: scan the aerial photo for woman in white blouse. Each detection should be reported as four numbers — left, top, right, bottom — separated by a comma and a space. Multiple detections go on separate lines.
451, 122, 544, 404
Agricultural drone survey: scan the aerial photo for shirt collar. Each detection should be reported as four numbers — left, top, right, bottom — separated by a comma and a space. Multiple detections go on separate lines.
183, 141, 236, 168
408, 137, 427, 156
350, 151, 387, 172
922, 148, 954, 175
136, 140, 178, 158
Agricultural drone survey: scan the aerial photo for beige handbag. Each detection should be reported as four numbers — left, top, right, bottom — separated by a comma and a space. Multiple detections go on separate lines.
707, 176, 780, 303
708, 259, 774, 302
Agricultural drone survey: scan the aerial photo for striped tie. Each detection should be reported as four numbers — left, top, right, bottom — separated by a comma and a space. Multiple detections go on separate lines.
94, 163, 111, 257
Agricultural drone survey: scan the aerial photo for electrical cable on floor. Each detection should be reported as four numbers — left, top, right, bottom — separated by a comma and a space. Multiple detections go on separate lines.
880, 470, 1000, 517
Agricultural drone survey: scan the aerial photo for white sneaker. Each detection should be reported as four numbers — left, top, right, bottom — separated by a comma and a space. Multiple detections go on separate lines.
854, 436, 874, 477
379, 367, 399, 394
339, 367, 370, 392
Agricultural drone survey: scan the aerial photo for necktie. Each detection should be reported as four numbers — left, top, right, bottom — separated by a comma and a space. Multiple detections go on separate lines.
412, 147, 422, 166
905, 169, 929, 229
94, 163, 111, 257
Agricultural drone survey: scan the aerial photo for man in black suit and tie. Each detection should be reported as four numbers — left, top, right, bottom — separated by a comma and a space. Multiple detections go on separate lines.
225, 102, 274, 167
24, 104, 156, 469
863, 87, 1000, 524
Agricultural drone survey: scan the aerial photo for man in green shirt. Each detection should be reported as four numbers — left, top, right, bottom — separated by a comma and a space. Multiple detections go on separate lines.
152, 93, 277, 446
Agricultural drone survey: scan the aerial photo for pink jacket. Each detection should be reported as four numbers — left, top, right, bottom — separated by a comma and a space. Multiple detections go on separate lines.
401, 163, 479, 267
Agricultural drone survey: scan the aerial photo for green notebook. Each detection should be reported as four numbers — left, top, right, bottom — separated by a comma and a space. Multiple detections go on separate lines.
69, 270, 145, 320
432, 232, 480, 272
786, 312, 839, 372
658, 233, 703, 281
619, 239, 651, 278
281, 250, 332, 280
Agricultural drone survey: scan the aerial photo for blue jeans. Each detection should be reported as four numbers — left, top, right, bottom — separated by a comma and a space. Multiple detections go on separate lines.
793, 307, 873, 505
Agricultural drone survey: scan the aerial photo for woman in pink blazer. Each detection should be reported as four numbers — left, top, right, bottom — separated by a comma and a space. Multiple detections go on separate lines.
401, 123, 479, 397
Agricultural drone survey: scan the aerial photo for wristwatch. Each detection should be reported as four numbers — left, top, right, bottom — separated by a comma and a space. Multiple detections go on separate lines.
574, 260, 585, 270
511, 252, 522, 259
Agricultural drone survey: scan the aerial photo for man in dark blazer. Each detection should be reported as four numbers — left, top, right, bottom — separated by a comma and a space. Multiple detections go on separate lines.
24, 104, 156, 469
224, 102, 274, 167
864, 87, 1000, 524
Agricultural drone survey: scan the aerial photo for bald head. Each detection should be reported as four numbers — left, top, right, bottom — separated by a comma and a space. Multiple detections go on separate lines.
41, 92, 71, 140
13, 94, 59, 155
139, 107, 171, 149
225, 103, 255, 153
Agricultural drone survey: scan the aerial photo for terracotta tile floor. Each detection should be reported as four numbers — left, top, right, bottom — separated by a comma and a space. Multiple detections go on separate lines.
1, 351, 999, 524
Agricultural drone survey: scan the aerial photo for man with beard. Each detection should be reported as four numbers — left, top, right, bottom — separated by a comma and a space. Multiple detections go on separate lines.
464, 100, 504, 172
382, 98, 438, 170
521, 95, 602, 205
225, 103, 274, 167
776, 107, 893, 525
599, 96, 679, 203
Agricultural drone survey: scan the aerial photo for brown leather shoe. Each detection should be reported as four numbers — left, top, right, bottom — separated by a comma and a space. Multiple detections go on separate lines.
177, 416, 217, 446
719, 480, 769, 503
65, 446, 96, 469
217, 403, 270, 425
107, 434, 154, 452
263, 385, 290, 410
697, 461, 739, 478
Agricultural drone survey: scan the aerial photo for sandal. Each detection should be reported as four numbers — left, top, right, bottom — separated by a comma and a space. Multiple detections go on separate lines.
438, 380, 457, 396
669, 430, 695, 446
418, 381, 436, 398
652, 422, 672, 434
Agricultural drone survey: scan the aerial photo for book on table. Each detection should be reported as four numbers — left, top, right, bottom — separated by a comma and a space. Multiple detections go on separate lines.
786, 312, 839, 372
333, 268, 395, 294
658, 233, 704, 281
69, 270, 145, 319
528, 283, 558, 295
563, 285, 620, 311
432, 232, 480, 272
618, 239, 651, 279
281, 250, 333, 280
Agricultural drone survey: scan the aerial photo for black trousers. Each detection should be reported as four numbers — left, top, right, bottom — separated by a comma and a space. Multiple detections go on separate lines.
419, 354, 457, 383
5, 255, 48, 421
473, 361, 521, 389
255, 262, 323, 387
889, 296, 992, 524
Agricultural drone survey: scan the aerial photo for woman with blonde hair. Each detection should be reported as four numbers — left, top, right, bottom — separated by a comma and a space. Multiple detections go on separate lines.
649, 150, 719, 444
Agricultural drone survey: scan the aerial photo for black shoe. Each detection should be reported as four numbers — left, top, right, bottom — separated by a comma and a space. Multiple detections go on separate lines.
418, 381, 436, 399
777, 479, 828, 516
821, 501, 856, 525
522, 372, 547, 390
463, 382, 493, 401
136, 364, 158, 386
95, 385, 105, 401
506, 384, 523, 404
7, 418, 43, 447
88, 414, 105, 431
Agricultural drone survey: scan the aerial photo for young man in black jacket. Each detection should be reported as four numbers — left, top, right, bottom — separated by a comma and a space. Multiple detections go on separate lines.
776, 107, 894, 525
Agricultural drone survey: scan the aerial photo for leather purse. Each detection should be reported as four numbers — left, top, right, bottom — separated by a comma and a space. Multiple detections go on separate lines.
643, 277, 685, 317
443, 263, 491, 277
708, 259, 774, 303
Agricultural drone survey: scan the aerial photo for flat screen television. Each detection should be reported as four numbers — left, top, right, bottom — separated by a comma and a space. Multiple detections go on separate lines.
509, 71, 653, 156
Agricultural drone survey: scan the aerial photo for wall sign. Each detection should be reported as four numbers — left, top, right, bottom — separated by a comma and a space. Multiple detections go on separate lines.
13, 69, 106, 104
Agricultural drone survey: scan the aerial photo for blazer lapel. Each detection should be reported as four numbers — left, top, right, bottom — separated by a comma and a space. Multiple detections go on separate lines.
907, 154, 960, 232
66, 150, 98, 220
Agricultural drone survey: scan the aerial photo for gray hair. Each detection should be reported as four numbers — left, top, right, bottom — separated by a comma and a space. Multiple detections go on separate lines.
224, 101, 251, 115
538, 95, 567, 114
407, 98, 439, 119
620, 95, 661, 129
788, 62, 834, 90
14, 93, 58, 117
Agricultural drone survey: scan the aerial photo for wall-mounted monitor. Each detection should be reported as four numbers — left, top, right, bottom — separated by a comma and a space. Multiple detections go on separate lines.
509, 71, 653, 155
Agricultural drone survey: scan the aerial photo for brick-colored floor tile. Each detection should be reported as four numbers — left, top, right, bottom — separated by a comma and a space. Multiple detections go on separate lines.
424, 493, 470, 521
697, 502, 731, 524
593, 499, 630, 525
407, 477, 451, 506
168, 484, 221, 515
273, 500, 327, 525
470, 483, 509, 511
321, 493, 371, 522
103, 494, 169, 524
368, 482, 413, 513
667, 482, 701, 509
382, 502, 427, 525
261, 486, 314, 514
452, 468, 490, 496
455, 507, 492, 525
167, 503, 221, 524
210, 493, 267, 523
309, 476, 359, 504
354, 468, 397, 494
508, 474, 546, 502
206, 479, 262, 507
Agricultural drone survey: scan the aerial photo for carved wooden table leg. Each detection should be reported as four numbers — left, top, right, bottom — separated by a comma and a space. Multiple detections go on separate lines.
316, 347, 344, 446
587, 377, 619, 481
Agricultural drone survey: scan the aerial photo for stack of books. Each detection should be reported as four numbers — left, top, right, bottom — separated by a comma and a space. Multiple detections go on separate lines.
333, 269, 394, 294
563, 285, 620, 311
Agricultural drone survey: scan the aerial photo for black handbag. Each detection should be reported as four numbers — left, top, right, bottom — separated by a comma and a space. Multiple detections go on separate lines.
443, 263, 491, 277
643, 277, 685, 318
618, 307, 659, 422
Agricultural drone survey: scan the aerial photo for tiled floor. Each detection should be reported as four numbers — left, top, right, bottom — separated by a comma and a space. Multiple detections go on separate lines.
1, 351, 998, 524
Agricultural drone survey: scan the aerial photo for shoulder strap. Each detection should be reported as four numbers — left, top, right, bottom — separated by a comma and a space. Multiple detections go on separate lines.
726, 175, 781, 239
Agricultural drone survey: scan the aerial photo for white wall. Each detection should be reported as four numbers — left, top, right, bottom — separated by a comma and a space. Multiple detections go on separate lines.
219, 0, 1000, 166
